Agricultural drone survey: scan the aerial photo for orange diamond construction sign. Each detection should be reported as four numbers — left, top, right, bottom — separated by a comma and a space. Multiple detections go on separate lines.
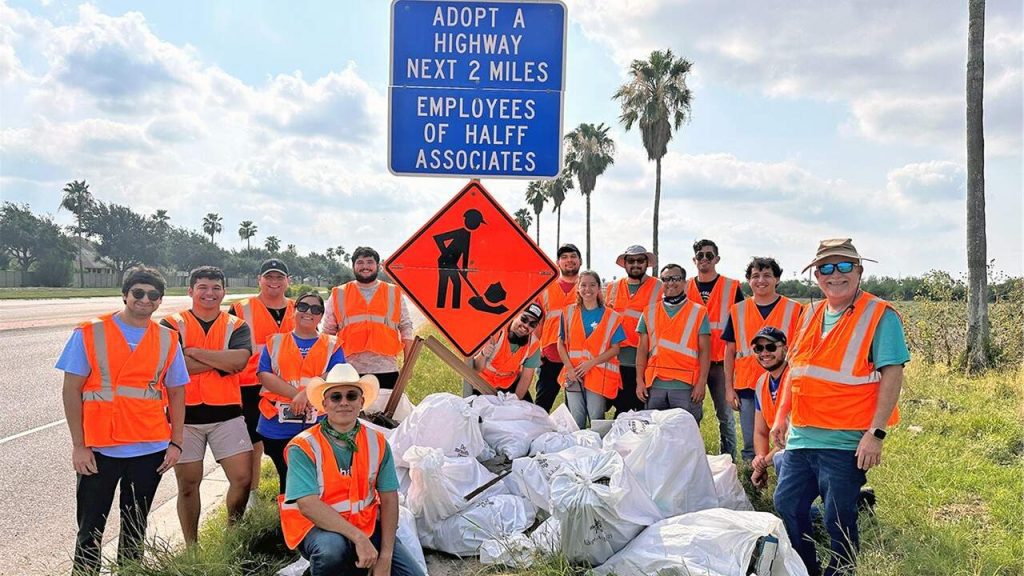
385, 181, 557, 356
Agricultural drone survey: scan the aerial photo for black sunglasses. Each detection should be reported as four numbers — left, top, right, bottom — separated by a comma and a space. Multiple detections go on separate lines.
694, 251, 717, 261
624, 256, 648, 265
817, 262, 856, 275
326, 390, 362, 403
660, 275, 684, 283
295, 302, 325, 315
520, 314, 540, 327
753, 343, 781, 353
130, 288, 162, 301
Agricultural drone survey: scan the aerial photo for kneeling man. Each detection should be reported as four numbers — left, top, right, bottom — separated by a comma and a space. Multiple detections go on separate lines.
281, 364, 424, 576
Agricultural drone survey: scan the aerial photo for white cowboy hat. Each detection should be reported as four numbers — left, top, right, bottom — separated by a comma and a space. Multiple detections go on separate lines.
306, 363, 380, 414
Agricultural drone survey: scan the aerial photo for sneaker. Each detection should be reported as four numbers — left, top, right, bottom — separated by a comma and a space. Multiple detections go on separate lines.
858, 487, 876, 514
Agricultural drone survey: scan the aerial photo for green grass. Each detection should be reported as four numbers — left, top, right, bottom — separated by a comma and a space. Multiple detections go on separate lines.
0, 286, 259, 299
137, 326, 1024, 575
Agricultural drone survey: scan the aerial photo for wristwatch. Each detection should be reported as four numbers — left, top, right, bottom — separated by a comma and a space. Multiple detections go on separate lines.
870, 427, 887, 440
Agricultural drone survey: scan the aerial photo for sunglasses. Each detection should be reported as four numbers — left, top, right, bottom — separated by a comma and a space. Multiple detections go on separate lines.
753, 342, 781, 353
326, 390, 362, 403
660, 275, 684, 283
694, 251, 717, 261
817, 262, 857, 275
295, 302, 325, 315
129, 288, 162, 301
520, 314, 540, 327
624, 256, 648, 265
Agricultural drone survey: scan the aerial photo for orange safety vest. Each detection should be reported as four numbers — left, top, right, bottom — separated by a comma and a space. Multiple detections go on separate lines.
79, 313, 177, 448
280, 424, 387, 549
686, 276, 741, 362
788, 292, 901, 430
560, 304, 622, 399
729, 296, 803, 390
754, 365, 787, 430
606, 277, 663, 349
259, 332, 341, 419
642, 300, 707, 387
332, 282, 403, 356
539, 280, 578, 350
232, 297, 295, 386
166, 311, 246, 406
478, 329, 540, 391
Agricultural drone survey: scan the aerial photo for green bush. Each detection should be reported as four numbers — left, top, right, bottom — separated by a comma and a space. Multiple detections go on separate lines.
285, 283, 323, 298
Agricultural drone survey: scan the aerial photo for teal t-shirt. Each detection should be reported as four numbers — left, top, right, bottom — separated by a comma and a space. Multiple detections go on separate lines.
508, 342, 542, 369
788, 308, 910, 451
284, 421, 400, 504
636, 302, 711, 388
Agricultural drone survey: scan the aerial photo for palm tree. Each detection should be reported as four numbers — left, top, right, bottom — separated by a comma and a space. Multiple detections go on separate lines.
202, 213, 223, 244
564, 123, 616, 268
525, 181, 547, 245
546, 171, 574, 248
265, 235, 281, 253
513, 208, 533, 233
59, 180, 94, 288
965, 0, 989, 372
613, 49, 693, 271
152, 209, 170, 227
336, 245, 349, 263
238, 220, 258, 250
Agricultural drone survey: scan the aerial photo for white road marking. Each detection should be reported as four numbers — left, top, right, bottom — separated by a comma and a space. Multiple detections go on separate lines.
0, 418, 66, 446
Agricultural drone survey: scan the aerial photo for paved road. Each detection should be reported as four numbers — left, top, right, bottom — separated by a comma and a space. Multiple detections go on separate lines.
0, 298, 209, 576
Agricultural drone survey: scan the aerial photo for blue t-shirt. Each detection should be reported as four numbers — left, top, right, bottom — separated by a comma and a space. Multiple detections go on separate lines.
754, 372, 783, 412
284, 422, 399, 505
788, 308, 910, 451
559, 306, 627, 344
55, 314, 189, 458
256, 333, 347, 440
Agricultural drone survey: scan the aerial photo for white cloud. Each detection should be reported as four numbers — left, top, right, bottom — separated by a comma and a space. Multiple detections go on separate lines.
886, 161, 965, 202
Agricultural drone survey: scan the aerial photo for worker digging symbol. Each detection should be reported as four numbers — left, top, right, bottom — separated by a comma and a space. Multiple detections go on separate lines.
433, 208, 509, 314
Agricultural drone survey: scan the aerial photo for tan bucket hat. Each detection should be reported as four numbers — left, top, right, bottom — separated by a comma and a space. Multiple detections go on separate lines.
306, 363, 380, 414
802, 238, 878, 273
616, 245, 656, 268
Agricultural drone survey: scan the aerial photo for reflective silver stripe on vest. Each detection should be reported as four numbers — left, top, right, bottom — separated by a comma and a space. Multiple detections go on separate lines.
607, 282, 619, 305
82, 322, 171, 402
734, 300, 752, 359
268, 335, 285, 377
754, 371, 770, 404
239, 300, 254, 326
321, 336, 336, 374
300, 428, 380, 514
780, 299, 798, 339
623, 309, 642, 319
171, 313, 187, 342
338, 285, 399, 330
790, 299, 882, 386
652, 304, 700, 359
222, 316, 238, 349
708, 279, 734, 331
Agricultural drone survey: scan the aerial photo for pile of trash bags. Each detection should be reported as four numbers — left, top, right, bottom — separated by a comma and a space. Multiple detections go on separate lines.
359, 392, 806, 576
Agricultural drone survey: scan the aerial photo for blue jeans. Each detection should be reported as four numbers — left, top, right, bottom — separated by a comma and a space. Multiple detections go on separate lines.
645, 385, 703, 424
706, 362, 737, 459
565, 387, 607, 429
737, 388, 757, 461
774, 449, 867, 576
300, 525, 425, 576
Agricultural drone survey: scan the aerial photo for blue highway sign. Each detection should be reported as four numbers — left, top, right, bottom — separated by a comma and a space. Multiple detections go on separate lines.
389, 0, 566, 179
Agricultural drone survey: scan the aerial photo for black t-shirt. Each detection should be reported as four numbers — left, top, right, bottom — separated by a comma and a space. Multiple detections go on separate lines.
162, 311, 252, 424
229, 304, 288, 326
695, 275, 746, 306
721, 296, 781, 343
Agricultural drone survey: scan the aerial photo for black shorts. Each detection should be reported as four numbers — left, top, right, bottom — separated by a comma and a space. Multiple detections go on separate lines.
240, 385, 264, 443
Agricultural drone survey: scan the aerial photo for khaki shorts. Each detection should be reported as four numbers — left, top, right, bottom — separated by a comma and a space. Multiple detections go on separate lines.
179, 416, 253, 464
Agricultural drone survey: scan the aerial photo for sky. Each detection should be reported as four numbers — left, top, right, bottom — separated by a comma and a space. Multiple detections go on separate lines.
1, 0, 1021, 283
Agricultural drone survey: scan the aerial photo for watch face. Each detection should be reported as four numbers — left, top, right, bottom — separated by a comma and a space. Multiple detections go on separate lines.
872, 428, 887, 440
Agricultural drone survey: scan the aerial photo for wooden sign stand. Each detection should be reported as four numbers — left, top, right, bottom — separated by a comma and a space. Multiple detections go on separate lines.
382, 335, 496, 418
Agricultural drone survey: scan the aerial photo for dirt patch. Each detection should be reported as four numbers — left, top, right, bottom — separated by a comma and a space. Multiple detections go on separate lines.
425, 551, 486, 576
931, 495, 990, 525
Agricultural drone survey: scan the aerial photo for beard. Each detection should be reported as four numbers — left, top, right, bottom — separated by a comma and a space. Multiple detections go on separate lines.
508, 331, 529, 346
626, 268, 646, 280
354, 270, 377, 284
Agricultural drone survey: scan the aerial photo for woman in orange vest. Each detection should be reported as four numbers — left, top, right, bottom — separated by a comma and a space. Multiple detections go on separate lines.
557, 270, 627, 429
256, 291, 347, 494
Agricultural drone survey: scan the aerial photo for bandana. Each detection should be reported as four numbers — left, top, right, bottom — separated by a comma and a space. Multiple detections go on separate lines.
320, 419, 360, 453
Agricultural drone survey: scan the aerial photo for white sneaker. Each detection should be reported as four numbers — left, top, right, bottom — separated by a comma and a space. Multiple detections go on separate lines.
276, 557, 309, 576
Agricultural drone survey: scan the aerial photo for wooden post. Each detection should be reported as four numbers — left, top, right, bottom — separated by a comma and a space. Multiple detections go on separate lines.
384, 335, 425, 418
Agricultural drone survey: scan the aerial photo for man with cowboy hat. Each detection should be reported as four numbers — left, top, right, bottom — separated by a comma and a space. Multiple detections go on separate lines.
280, 364, 424, 576
771, 238, 908, 576
606, 245, 663, 417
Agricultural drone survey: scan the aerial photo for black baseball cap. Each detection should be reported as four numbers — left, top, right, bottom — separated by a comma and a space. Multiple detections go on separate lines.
260, 259, 289, 276
556, 243, 581, 258
522, 302, 544, 321
751, 326, 787, 346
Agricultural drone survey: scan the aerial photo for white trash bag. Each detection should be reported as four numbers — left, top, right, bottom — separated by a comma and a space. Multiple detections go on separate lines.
603, 408, 719, 517
470, 392, 557, 459
404, 446, 508, 526
548, 449, 662, 566
708, 454, 754, 511
419, 494, 537, 557
511, 445, 601, 514
398, 504, 429, 575
549, 403, 579, 432
367, 388, 415, 422
592, 508, 809, 576
390, 393, 488, 468
529, 429, 603, 456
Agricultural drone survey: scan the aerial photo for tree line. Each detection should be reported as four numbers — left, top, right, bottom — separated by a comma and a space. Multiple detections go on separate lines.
0, 180, 355, 287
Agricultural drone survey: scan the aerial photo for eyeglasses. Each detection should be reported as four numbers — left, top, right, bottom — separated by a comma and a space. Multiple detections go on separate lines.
694, 251, 717, 261
295, 302, 325, 315
624, 256, 647, 265
129, 288, 162, 301
660, 275, 684, 283
753, 343, 780, 353
817, 262, 857, 275
326, 390, 362, 403
519, 315, 540, 327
